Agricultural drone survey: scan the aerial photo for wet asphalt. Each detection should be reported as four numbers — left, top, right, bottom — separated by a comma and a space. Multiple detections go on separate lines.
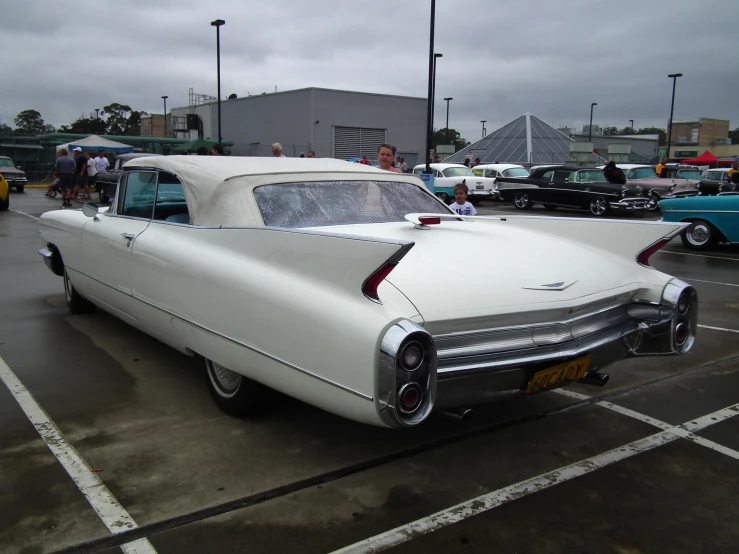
1, 190, 738, 554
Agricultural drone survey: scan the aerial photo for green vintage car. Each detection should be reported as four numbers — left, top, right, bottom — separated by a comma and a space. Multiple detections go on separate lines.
660, 194, 739, 250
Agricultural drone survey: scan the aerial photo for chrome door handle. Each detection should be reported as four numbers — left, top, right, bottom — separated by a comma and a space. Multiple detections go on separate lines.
121, 233, 135, 247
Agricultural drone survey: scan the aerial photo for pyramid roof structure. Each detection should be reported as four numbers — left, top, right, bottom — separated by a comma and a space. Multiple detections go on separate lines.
444, 114, 574, 166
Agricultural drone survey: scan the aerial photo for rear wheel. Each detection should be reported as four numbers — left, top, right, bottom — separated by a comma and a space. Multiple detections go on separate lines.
589, 196, 609, 216
513, 192, 533, 210
63, 269, 95, 314
681, 220, 717, 251
204, 358, 269, 417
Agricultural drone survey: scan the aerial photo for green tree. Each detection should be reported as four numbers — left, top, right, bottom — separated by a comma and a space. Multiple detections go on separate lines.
635, 127, 667, 146
101, 103, 146, 135
14, 109, 48, 134
602, 126, 620, 136
0, 122, 12, 133
432, 128, 470, 151
728, 126, 739, 145
59, 113, 107, 135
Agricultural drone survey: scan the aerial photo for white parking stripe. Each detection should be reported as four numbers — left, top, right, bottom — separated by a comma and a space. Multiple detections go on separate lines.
688, 278, 739, 288
9, 209, 39, 220
657, 250, 739, 262
0, 356, 157, 554
329, 400, 739, 554
699, 324, 739, 334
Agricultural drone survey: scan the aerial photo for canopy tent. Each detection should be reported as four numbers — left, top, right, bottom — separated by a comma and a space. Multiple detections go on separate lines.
171, 139, 224, 154
680, 151, 717, 165
55, 134, 134, 154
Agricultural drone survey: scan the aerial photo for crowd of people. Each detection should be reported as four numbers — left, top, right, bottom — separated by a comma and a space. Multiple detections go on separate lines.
48, 147, 110, 207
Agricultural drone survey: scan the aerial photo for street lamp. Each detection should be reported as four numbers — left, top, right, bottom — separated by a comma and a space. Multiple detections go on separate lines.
666, 73, 683, 160
444, 97, 453, 144
424, 0, 436, 174
588, 103, 597, 143
161, 95, 168, 138
629, 119, 634, 131
481, 120, 487, 138
431, 53, 443, 130
210, 18, 226, 144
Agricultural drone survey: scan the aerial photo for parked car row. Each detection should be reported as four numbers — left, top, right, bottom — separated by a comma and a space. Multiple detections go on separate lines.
0, 156, 27, 193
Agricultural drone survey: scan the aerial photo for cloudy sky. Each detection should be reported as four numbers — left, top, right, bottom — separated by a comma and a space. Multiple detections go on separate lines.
3, 0, 738, 142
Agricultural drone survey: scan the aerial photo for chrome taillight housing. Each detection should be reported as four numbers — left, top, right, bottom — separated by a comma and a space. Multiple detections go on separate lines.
377, 320, 437, 427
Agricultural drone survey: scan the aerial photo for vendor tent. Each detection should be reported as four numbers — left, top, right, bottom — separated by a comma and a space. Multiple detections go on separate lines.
55, 134, 134, 154
680, 151, 717, 165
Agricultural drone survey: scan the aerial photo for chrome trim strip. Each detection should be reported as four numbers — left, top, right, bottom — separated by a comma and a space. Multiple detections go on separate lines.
65, 266, 372, 402
662, 210, 739, 214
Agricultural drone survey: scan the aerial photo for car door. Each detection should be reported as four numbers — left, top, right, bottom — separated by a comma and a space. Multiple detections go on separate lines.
541, 170, 571, 204
81, 170, 157, 318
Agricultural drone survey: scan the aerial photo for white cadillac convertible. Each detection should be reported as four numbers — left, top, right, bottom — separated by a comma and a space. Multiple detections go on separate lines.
38, 157, 698, 428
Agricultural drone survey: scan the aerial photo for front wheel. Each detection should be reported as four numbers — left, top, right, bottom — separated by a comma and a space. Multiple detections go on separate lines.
588, 196, 609, 216
648, 192, 661, 211
64, 269, 95, 314
681, 220, 717, 251
205, 358, 268, 417
513, 192, 533, 210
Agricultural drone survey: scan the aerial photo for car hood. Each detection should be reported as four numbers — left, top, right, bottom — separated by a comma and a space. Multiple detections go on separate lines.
0, 167, 25, 176
319, 220, 652, 320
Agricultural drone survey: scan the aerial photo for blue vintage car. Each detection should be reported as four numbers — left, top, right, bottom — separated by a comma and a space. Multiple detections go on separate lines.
660, 195, 739, 250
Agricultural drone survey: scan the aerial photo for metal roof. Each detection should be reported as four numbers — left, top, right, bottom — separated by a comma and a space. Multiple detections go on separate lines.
445, 114, 574, 166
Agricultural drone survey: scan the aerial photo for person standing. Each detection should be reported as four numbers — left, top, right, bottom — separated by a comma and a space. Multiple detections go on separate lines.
94, 151, 110, 174
399, 157, 408, 172
72, 148, 87, 200
55, 149, 76, 207
728, 160, 739, 184
306, 150, 316, 158
211, 143, 223, 156
377, 144, 400, 172
83, 152, 96, 200
655, 156, 669, 177
272, 143, 286, 157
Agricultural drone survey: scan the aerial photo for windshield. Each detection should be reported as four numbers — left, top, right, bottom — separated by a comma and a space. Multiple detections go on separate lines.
677, 170, 701, 180
705, 171, 726, 181
0, 159, 14, 168
576, 170, 608, 183
443, 167, 475, 177
628, 167, 658, 179
502, 167, 529, 177
254, 181, 450, 228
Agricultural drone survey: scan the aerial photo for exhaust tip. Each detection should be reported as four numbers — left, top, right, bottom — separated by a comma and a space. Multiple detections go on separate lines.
441, 408, 474, 422
578, 372, 610, 387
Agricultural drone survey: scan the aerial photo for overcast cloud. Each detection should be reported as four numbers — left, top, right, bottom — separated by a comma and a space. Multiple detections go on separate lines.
3, 0, 738, 142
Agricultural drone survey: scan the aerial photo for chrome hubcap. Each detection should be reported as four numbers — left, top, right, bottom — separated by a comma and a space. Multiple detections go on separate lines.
207, 360, 241, 395
514, 194, 529, 208
687, 223, 710, 245
590, 198, 606, 215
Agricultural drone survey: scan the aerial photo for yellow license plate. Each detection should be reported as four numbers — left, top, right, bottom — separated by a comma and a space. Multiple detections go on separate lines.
525, 357, 591, 393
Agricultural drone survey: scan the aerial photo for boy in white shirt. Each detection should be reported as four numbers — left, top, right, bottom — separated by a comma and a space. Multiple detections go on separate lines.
450, 182, 477, 216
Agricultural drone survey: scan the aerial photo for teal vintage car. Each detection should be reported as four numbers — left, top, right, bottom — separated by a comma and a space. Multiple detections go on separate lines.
660, 195, 739, 250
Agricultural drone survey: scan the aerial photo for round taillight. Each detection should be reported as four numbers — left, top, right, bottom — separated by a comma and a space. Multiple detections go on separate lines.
400, 341, 424, 371
675, 322, 689, 346
677, 294, 690, 315
397, 383, 423, 414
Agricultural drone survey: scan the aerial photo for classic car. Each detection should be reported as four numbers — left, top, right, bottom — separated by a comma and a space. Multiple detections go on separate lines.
0, 174, 9, 211
95, 152, 161, 203
600, 164, 699, 210
0, 156, 27, 193
472, 164, 530, 199
412, 163, 495, 204
496, 165, 651, 216
660, 195, 739, 250
38, 157, 698, 428
660, 165, 702, 184
695, 168, 737, 196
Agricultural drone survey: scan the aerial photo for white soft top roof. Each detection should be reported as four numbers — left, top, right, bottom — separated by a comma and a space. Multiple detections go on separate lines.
474, 164, 525, 171
123, 156, 426, 226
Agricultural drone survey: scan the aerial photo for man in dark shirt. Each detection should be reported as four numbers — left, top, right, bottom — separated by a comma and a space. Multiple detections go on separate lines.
73, 148, 87, 200
55, 149, 76, 207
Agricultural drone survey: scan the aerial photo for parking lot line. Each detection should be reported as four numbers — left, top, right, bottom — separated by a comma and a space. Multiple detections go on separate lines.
698, 324, 739, 334
9, 209, 39, 221
0, 355, 158, 554
329, 400, 739, 554
687, 278, 739, 288
658, 250, 739, 262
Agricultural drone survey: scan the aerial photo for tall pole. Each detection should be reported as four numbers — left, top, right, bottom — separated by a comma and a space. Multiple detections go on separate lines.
666, 73, 683, 161
444, 97, 453, 145
588, 103, 597, 143
431, 53, 442, 133
211, 19, 226, 143
481, 120, 486, 138
424, 0, 436, 174
629, 119, 634, 130
161, 95, 168, 138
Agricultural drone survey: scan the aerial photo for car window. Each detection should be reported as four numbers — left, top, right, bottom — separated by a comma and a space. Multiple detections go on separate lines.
153, 172, 190, 223
704, 171, 725, 181
677, 170, 701, 180
443, 167, 475, 177
119, 170, 157, 219
414, 168, 423, 176
0, 159, 14, 168
576, 170, 607, 183
628, 167, 658, 179
254, 181, 450, 228
472, 168, 484, 176
551, 170, 573, 184
502, 168, 529, 177
540, 171, 553, 181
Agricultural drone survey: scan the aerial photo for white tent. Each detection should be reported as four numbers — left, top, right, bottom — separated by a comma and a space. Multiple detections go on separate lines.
56, 134, 134, 154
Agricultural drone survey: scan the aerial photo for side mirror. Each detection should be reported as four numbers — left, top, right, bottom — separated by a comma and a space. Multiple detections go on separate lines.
16, 165, 22, 170
82, 202, 100, 219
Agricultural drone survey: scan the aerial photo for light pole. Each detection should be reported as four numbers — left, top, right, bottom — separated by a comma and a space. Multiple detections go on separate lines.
161, 95, 168, 138
424, 0, 436, 174
588, 103, 597, 143
481, 120, 487, 138
444, 97, 453, 144
629, 119, 634, 131
666, 73, 683, 160
210, 18, 225, 144
431, 53, 442, 131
